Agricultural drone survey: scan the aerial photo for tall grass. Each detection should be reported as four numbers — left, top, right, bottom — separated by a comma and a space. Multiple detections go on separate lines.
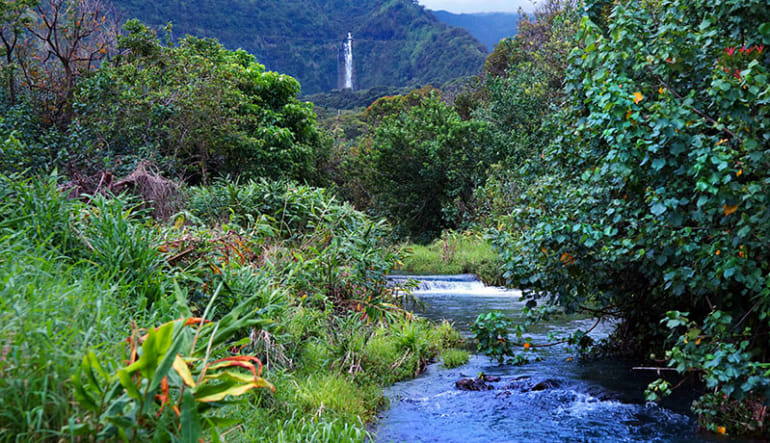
0, 173, 464, 442
0, 234, 131, 440
0, 174, 163, 440
398, 230, 505, 285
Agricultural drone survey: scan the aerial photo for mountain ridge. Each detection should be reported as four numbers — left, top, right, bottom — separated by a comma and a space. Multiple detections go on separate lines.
430, 10, 519, 51
111, 0, 488, 94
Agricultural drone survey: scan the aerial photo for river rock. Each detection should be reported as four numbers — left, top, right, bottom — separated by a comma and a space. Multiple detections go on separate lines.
455, 377, 494, 391
502, 378, 562, 392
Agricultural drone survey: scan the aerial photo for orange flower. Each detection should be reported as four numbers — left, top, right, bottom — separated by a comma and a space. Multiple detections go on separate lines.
716, 426, 726, 435
560, 252, 576, 265
722, 204, 738, 216
523, 342, 531, 350
633, 92, 644, 104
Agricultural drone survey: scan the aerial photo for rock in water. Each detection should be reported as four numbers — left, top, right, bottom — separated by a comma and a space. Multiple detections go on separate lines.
456, 377, 494, 391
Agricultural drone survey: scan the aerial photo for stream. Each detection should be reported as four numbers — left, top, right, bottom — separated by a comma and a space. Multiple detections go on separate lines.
374, 275, 724, 443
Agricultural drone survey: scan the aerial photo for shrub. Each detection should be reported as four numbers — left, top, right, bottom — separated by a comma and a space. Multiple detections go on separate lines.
441, 349, 470, 368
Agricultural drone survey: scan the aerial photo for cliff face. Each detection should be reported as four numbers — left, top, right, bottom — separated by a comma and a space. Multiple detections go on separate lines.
113, 0, 488, 94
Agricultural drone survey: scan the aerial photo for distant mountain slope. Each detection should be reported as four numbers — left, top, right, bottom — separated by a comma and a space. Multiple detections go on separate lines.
111, 0, 488, 94
431, 11, 519, 51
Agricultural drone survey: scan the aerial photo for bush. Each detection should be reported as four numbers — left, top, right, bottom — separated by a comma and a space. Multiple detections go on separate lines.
441, 349, 470, 368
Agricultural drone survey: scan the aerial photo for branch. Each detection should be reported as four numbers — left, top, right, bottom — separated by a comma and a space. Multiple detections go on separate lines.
527, 315, 603, 348
653, 73, 742, 143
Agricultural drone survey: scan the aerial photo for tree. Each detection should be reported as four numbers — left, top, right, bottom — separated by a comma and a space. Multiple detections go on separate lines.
364, 90, 496, 241
0, 0, 38, 105
73, 20, 326, 183
489, 0, 770, 434
20, 0, 117, 123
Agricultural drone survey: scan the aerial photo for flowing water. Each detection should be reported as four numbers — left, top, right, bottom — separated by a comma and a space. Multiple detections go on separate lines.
374, 275, 724, 443
343, 32, 354, 90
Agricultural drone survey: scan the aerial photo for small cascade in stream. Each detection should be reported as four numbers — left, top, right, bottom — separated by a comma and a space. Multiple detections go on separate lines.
375, 274, 709, 443
389, 274, 486, 292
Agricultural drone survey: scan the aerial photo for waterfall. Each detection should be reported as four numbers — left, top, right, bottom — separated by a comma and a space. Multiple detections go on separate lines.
343, 32, 354, 90
387, 274, 514, 296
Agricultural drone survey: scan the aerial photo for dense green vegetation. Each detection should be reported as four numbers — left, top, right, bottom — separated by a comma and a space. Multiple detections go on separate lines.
329, 0, 770, 436
0, 174, 461, 441
75, 21, 327, 183
0, 1, 460, 441
2, 0, 769, 439
111, 0, 488, 94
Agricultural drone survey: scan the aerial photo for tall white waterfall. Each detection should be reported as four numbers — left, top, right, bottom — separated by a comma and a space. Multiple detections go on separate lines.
343, 32, 354, 90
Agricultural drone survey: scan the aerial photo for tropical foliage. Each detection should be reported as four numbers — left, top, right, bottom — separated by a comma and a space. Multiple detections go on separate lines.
480, 0, 770, 436
0, 173, 455, 441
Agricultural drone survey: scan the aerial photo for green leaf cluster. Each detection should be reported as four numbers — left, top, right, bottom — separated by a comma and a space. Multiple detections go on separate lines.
73, 20, 327, 183
485, 0, 770, 435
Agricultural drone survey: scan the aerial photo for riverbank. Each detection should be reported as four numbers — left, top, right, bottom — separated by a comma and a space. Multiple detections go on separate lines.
397, 231, 505, 286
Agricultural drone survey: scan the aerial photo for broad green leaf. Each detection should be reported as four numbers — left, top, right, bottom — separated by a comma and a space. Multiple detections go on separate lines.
117, 369, 142, 400
650, 202, 667, 216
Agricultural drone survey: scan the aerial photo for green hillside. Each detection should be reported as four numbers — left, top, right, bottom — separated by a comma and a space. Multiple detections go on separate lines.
431, 10, 519, 51
112, 0, 488, 94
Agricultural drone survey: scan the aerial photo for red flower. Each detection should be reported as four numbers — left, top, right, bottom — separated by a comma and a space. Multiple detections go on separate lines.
726, 47, 736, 56
757, 45, 765, 54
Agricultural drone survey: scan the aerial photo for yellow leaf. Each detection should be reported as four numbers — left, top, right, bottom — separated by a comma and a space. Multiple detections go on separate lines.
658, 87, 665, 94
736, 169, 743, 177
196, 378, 274, 402
722, 204, 739, 216
173, 355, 196, 388
633, 92, 644, 104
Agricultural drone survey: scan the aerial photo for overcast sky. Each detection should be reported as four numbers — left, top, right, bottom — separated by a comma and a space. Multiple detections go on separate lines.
417, 0, 540, 13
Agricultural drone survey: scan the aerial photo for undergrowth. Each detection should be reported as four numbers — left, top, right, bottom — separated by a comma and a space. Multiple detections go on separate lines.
0, 173, 458, 441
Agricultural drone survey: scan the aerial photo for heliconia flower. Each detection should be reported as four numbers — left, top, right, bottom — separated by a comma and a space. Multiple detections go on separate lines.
734, 70, 742, 79
726, 47, 736, 56
757, 45, 765, 54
